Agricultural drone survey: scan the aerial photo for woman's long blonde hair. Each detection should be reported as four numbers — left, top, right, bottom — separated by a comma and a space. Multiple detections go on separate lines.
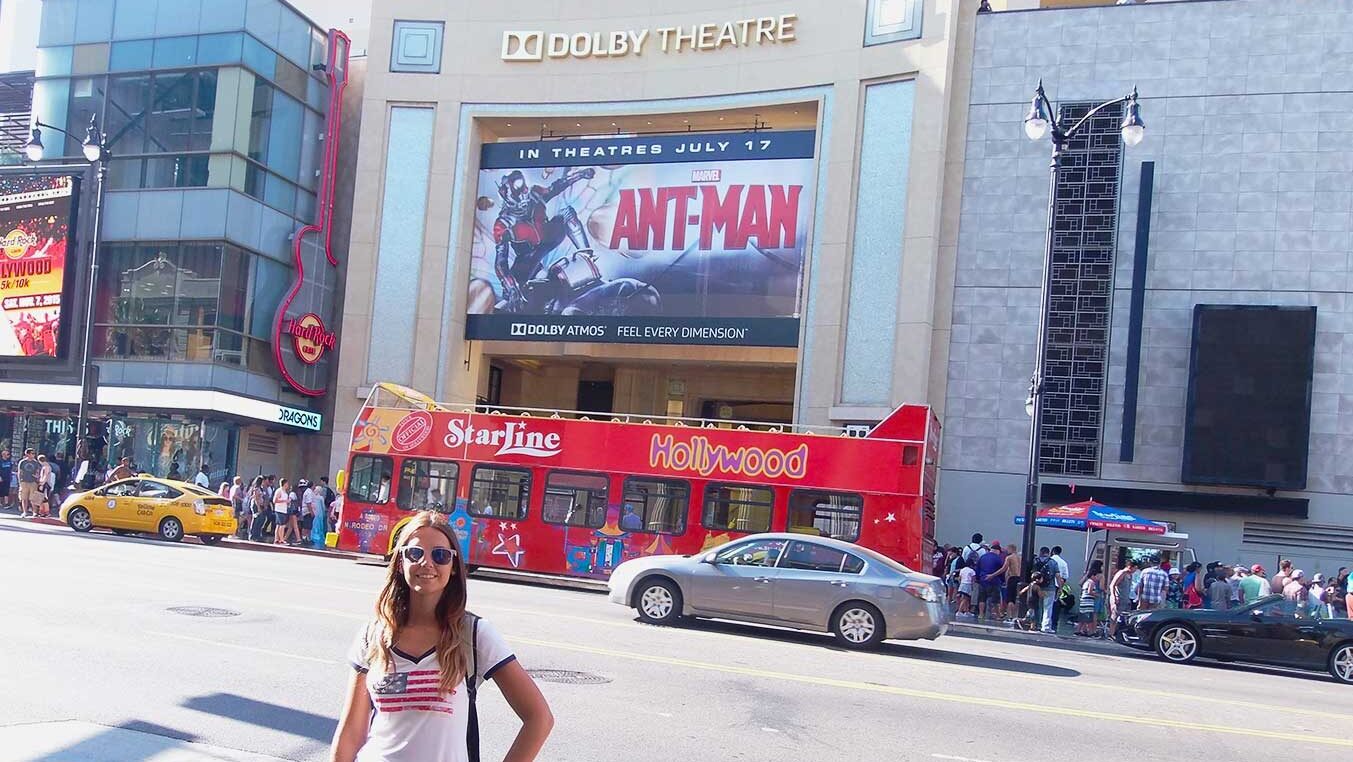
366, 512, 472, 696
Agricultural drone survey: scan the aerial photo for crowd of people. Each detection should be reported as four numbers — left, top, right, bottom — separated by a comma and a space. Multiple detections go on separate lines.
224, 473, 340, 549
934, 533, 1353, 638
1, 448, 342, 550
0, 448, 63, 518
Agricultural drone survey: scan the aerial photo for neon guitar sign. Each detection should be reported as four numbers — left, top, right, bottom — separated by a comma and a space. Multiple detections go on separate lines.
272, 29, 351, 396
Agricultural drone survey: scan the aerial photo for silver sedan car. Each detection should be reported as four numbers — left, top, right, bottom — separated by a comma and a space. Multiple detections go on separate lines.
607, 533, 947, 649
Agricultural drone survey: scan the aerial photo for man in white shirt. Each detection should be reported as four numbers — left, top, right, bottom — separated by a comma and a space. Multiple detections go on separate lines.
194, 464, 211, 489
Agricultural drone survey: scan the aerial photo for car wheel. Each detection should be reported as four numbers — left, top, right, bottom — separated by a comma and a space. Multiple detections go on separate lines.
634, 578, 682, 625
1153, 624, 1199, 664
158, 516, 184, 542
832, 602, 886, 650
68, 507, 93, 533
1329, 643, 1353, 685
198, 534, 223, 546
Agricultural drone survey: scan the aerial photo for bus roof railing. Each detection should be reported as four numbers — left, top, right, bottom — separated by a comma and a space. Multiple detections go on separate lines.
362, 382, 927, 441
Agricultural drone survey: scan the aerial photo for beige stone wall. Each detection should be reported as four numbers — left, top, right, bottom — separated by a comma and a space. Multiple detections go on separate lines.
331, 0, 978, 472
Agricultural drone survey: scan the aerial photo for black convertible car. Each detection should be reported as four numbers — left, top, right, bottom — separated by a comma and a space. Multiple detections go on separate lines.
1117, 595, 1353, 684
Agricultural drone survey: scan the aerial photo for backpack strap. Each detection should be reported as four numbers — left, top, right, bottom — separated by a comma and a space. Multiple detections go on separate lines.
467, 614, 481, 762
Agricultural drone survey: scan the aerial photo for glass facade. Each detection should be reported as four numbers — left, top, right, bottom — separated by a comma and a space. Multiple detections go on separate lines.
32, 0, 328, 221
93, 242, 281, 370
104, 416, 239, 485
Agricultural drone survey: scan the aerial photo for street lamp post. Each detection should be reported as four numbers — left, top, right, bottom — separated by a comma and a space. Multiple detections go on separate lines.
1018, 82, 1145, 585
24, 114, 110, 469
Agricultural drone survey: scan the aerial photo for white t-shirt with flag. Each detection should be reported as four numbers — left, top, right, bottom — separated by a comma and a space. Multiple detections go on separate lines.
348, 615, 515, 762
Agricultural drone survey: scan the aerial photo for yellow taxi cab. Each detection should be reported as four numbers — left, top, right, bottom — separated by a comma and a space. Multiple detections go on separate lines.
59, 476, 236, 544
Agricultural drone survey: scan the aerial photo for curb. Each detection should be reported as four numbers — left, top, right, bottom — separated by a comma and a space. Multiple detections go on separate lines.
1, 512, 375, 562
946, 621, 1128, 655
219, 537, 374, 561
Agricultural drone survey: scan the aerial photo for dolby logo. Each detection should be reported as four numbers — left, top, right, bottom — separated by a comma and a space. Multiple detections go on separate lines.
500, 31, 545, 61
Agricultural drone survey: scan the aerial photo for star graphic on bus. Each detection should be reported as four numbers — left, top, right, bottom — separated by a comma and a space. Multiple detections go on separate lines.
885, 513, 896, 522
492, 532, 524, 568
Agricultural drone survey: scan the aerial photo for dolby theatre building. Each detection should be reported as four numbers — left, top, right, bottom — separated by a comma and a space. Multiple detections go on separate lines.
334, 0, 978, 467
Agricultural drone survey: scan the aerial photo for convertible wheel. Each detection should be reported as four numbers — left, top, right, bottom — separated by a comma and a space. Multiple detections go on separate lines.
1329, 643, 1353, 685
1154, 624, 1199, 664
68, 507, 93, 533
158, 516, 184, 542
832, 602, 886, 650
635, 578, 682, 625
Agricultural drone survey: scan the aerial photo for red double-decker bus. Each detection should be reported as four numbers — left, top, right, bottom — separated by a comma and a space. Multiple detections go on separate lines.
336, 383, 939, 578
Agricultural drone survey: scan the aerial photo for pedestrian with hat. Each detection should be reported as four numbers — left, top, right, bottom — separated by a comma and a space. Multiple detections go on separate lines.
1282, 570, 1307, 602
1240, 564, 1271, 604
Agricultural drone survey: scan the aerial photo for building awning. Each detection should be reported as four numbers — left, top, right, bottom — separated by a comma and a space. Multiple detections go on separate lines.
1014, 499, 1167, 535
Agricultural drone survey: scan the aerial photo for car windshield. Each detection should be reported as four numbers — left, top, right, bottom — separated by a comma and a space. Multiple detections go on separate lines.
1235, 594, 1285, 614
851, 544, 915, 575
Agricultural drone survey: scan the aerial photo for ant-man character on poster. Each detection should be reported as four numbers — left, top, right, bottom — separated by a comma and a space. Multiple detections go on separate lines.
491, 168, 660, 317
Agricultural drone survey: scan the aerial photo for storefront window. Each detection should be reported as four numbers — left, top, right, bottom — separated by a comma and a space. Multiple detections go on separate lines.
104, 416, 237, 483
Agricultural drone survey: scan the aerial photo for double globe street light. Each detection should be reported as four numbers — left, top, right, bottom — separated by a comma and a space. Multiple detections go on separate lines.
1017, 82, 1145, 587
23, 114, 110, 467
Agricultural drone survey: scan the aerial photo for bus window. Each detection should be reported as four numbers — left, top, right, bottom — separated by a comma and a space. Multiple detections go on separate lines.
702, 484, 774, 533
542, 471, 607, 528
469, 466, 530, 519
622, 478, 689, 535
788, 490, 863, 542
397, 459, 459, 514
349, 455, 393, 503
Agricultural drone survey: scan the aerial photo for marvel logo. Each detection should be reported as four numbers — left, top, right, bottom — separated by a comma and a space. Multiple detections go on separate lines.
690, 169, 721, 183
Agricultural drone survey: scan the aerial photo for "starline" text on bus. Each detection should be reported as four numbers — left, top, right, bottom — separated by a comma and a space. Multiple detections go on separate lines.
444, 419, 562, 457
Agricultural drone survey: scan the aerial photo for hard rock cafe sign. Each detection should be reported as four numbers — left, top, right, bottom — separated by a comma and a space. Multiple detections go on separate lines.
283, 312, 337, 365
271, 29, 351, 396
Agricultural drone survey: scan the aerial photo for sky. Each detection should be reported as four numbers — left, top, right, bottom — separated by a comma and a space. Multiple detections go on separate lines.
0, 0, 372, 74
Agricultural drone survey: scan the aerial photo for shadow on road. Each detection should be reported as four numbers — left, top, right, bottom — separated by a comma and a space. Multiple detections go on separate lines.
183, 692, 337, 742
0, 518, 199, 550
24, 720, 200, 762
1116, 649, 1342, 684
649, 617, 1081, 677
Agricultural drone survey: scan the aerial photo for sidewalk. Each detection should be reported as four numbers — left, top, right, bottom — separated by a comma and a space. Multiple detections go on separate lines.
946, 617, 1127, 656
0, 511, 373, 562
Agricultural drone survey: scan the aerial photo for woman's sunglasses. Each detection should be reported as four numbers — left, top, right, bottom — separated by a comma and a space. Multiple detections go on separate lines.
400, 546, 456, 566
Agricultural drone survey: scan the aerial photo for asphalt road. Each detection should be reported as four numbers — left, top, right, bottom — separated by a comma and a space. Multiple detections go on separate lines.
2, 515, 1351, 762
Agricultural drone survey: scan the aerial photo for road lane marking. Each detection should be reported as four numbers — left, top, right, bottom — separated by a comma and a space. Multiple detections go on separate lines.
146, 630, 341, 665
505, 635, 1353, 749
14, 532, 1353, 725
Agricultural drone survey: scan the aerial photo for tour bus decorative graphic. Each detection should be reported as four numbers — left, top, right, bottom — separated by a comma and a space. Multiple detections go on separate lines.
0, 174, 78, 358
466, 130, 818, 346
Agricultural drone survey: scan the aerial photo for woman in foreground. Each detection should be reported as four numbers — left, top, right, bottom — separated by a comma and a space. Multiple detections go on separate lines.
330, 511, 552, 762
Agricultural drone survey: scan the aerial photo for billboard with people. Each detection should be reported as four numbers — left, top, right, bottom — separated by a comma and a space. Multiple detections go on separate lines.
465, 130, 817, 346
0, 173, 79, 358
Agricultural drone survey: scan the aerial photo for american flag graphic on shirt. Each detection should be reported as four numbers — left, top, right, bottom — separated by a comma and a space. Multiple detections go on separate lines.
372, 669, 455, 714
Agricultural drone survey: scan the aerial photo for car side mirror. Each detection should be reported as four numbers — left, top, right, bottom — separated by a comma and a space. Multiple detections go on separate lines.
702, 552, 718, 564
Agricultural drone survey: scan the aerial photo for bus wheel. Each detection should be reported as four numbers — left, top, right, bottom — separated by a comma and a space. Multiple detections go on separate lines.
635, 578, 682, 625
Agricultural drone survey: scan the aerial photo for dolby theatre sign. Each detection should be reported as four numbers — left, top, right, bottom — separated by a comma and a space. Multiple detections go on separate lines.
501, 13, 797, 61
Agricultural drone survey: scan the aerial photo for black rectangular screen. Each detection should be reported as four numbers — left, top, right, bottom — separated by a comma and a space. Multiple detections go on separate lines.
1181, 305, 1316, 490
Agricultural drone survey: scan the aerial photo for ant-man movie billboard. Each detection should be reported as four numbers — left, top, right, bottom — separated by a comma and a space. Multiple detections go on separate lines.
466, 130, 817, 346
0, 173, 79, 358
